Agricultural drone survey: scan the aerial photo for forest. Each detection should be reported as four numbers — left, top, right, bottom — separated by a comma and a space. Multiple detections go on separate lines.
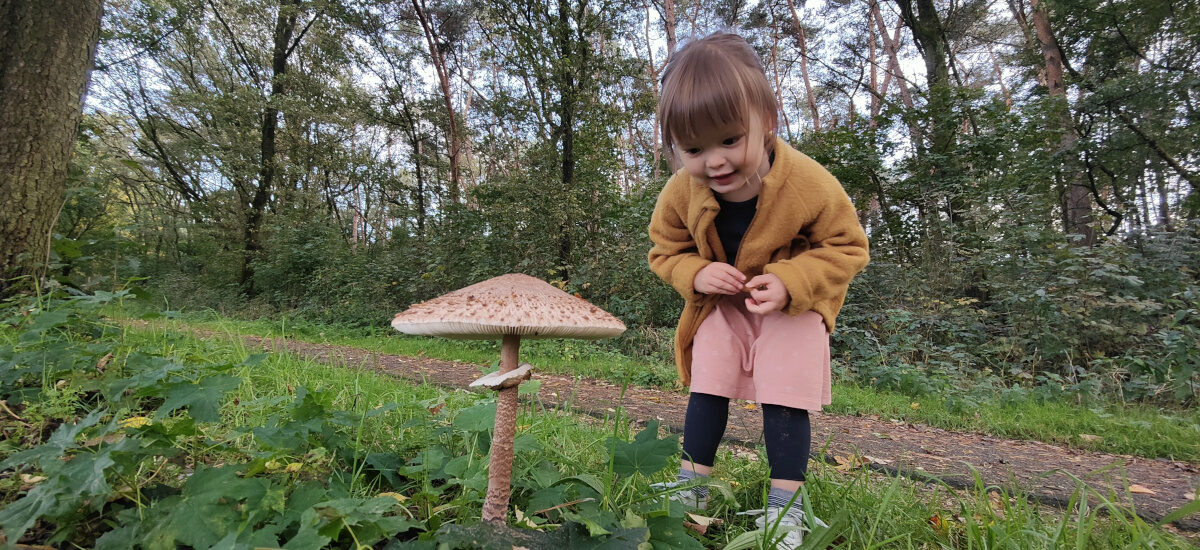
46, 0, 1198, 404
1, 0, 1199, 547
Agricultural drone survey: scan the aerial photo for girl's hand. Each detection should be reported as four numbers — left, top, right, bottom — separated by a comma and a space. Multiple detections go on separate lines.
744, 273, 788, 314
693, 263, 746, 295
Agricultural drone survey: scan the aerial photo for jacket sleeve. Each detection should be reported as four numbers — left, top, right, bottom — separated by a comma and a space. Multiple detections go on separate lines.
648, 180, 710, 303
763, 179, 870, 316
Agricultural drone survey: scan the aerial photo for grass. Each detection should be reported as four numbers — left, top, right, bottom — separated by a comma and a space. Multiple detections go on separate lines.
116, 320, 1198, 549
137, 310, 1200, 463
3, 298, 1197, 549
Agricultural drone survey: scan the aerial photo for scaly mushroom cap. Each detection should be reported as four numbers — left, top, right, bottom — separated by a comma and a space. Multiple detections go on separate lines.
391, 273, 626, 340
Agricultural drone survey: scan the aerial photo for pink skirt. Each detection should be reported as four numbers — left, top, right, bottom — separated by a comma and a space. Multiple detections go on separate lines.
689, 295, 831, 411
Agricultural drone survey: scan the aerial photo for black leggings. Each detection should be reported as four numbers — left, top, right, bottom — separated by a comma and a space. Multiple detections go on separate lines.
681, 392, 811, 482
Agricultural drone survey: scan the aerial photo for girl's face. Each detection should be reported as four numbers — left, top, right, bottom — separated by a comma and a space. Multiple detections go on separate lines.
675, 129, 771, 202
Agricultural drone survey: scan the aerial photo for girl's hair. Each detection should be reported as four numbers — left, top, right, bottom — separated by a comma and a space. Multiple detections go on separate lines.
658, 32, 779, 168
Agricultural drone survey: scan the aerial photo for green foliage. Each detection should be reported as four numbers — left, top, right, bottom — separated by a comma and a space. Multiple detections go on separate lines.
0, 293, 416, 547
66, 0, 1200, 417
607, 421, 679, 478
6, 294, 1195, 547
833, 220, 1200, 406
0, 292, 714, 548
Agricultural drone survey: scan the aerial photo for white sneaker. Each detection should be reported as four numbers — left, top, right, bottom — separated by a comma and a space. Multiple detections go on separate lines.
741, 504, 828, 549
648, 478, 708, 510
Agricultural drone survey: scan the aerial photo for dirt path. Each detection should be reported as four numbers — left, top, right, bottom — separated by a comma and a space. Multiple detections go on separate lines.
196, 329, 1199, 531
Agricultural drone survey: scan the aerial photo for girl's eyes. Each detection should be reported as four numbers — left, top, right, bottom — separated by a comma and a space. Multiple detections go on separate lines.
679, 135, 740, 155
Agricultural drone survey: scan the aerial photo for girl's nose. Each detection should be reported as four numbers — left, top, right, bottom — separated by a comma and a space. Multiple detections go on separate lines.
706, 154, 726, 169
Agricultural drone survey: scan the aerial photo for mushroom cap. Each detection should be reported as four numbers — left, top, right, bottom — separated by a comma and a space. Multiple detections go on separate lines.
391, 273, 626, 340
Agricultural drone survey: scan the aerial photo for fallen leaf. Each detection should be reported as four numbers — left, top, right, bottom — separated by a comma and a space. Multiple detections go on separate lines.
95, 352, 113, 373
683, 521, 708, 535
379, 492, 408, 502
929, 514, 949, 536
834, 454, 869, 473
864, 455, 891, 465
1078, 434, 1102, 442
120, 416, 151, 429
910, 402, 921, 410
1128, 484, 1156, 495
744, 403, 757, 410
21, 474, 46, 484
1184, 492, 1195, 500
686, 513, 722, 527
987, 491, 1007, 518
514, 508, 544, 530
83, 433, 125, 446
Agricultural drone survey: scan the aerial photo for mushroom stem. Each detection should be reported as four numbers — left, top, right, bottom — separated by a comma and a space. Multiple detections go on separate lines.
482, 334, 521, 522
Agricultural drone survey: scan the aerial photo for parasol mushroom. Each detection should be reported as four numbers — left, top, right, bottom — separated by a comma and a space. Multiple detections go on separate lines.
390, 273, 626, 522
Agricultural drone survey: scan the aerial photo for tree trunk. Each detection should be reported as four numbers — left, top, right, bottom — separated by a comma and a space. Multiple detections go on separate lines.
868, 0, 879, 120
656, 0, 676, 54
871, 1, 920, 142
241, 0, 300, 294
1155, 167, 1172, 230
895, 0, 951, 155
554, 0, 579, 282
785, 0, 820, 132
413, 0, 461, 204
0, 0, 103, 298
648, 0, 674, 181
769, 30, 793, 140
413, 129, 427, 238
1030, 0, 1094, 245
894, 0, 963, 230
986, 45, 1012, 108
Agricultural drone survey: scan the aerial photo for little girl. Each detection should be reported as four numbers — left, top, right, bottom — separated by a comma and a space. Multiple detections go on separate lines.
647, 32, 869, 547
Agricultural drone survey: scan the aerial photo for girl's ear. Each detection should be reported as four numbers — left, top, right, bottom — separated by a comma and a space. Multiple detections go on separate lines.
753, 114, 775, 155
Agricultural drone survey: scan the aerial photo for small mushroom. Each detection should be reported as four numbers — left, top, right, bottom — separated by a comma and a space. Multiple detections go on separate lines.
390, 273, 625, 523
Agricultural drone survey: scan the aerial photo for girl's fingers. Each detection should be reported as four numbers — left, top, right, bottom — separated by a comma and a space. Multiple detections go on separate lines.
744, 275, 770, 290
745, 297, 767, 313
722, 271, 745, 292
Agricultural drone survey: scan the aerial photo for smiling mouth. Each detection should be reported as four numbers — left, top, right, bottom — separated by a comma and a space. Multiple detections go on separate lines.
710, 173, 736, 184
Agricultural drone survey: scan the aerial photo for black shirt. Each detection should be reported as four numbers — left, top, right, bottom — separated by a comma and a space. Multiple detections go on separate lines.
714, 194, 758, 265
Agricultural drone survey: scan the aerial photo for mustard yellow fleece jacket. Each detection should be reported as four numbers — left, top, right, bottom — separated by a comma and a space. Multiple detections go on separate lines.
648, 138, 870, 384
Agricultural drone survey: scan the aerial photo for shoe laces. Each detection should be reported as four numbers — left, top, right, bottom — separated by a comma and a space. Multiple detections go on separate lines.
740, 504, 828, 531
648, 479, 708, 509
